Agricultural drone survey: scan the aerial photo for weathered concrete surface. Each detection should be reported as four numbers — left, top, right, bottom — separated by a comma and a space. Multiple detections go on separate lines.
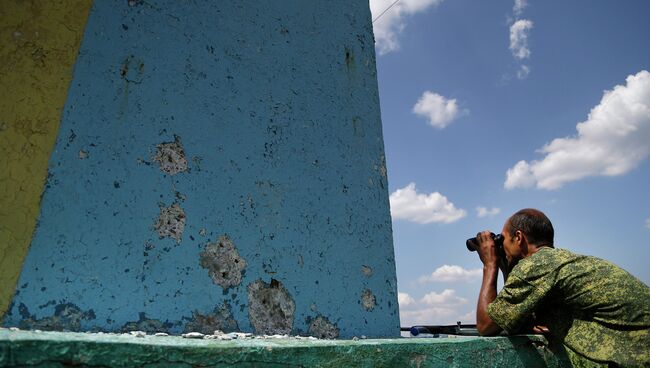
0, 0, 93, 319
3, 1, 399, 338
0, 329, 571, 367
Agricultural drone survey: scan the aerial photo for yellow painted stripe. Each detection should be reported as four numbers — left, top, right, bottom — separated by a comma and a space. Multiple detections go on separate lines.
0, 0, 93, 318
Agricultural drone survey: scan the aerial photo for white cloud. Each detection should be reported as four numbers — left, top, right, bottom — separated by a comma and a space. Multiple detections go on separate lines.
412, 91, 466, 129
645, 219, 650, 229
398, 289, 471, 326
476, 206, 501, 218
400, 306, 458, 326
421, 289, 468, 306
517, 64, 530, 80
504, 160, 536, 189
513, 0, 528, 17
398, 292, 417, 307
457, 309, 476, 324
389, 183, 467, 224
505, 70, 650, 190
419, 265, 482, 283
370, 0, 444, 55
509, 19, 533, 60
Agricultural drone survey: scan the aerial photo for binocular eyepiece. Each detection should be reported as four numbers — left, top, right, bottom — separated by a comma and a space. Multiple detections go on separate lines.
466, 233, 504, 252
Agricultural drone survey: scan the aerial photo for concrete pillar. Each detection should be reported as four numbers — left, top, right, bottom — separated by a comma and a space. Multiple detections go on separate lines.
2, 0, 399, 338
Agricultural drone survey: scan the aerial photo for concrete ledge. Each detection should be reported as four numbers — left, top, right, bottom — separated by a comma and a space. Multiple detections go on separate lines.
0, 329, 570, 367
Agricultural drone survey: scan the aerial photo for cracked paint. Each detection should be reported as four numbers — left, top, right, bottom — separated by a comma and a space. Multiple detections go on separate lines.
153, 203, 186, 243
184, 302, 238, 334
361, 289, 376, 311
2, 1, 400, 338
361, 265, 373, 277
308, 315, 339, 339
17, 303, 96, 332
152, 135, 188, 175
199, 235, 247, 289
122, 312, 173, 333
247, 279, 295, 335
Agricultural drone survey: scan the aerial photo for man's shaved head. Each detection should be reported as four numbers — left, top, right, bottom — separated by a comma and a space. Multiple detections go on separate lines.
506, 208, 554, 247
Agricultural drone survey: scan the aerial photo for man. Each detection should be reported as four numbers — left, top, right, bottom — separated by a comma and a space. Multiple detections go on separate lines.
474, 208, 649, 367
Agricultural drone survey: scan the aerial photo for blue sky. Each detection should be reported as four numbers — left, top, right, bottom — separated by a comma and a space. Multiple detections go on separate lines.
369, 0, 650, 326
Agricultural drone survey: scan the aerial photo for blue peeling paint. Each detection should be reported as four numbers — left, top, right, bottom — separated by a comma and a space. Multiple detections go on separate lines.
4, 1, 399, 338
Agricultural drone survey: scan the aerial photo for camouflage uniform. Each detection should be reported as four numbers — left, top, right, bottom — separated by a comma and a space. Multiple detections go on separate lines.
487, 248, 650, 367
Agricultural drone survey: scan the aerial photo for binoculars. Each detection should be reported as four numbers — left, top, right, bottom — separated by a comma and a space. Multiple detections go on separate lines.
466, 233, 504, 252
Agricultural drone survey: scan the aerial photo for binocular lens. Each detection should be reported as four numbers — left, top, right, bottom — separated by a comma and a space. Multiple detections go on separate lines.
466, 233, 504, 252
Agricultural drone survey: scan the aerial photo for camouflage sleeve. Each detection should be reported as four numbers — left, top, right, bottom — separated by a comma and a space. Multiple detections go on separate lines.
487, 274, 549, 333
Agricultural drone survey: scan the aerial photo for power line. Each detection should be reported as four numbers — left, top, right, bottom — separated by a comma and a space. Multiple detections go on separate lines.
372, 0, 401, 23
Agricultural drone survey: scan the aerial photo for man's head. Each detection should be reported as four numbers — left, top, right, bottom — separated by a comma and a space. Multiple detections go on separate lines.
500, 208, 554, 262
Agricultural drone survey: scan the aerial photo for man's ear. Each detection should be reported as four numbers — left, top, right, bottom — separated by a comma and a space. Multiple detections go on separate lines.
515, 230, 525, 246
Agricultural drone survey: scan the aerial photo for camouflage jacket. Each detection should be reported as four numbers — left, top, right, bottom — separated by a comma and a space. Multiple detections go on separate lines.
487, 247, 650, 367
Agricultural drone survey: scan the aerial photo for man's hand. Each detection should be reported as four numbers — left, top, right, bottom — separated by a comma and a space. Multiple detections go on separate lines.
475, 230, 504, 336
475, 231, 499, 267
532, 325, 550, 335
475, 230, 511, 282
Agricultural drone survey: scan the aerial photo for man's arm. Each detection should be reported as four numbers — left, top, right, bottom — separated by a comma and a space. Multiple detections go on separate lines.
476, 264, 503, 335
474, 231, 504, 336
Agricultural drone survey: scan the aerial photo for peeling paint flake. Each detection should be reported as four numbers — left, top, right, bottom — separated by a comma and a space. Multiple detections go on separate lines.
122, 312, 172, 333
17, 303, 95, 332
152, 135, 188, 175
199, 235, 246, 289
184, 302, 238, 334
361, 265, 373, 277
361, 289, 376, 311
247, 279, 295, 335
153, 203, 186, 242
308, 315, 339, 339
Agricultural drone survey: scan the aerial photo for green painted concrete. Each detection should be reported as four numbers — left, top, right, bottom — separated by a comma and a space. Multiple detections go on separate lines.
0, 329, 571, 367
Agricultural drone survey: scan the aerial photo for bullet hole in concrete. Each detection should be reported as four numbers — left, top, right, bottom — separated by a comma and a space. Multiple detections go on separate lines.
183, 302, 239, 334
152, 135, 188, 175
345, 47, 354, 68
247, 279, 295, 335
113, 181, 120, 188
122, 312, 173, 333
361, 289, 376, 311
352, 117, 365, 137
199, 235, 247, 289
120, 57, 130, 78
78, 150, 88, 159
17, 303, 96, 332
154, 203, 186, 243
362, 265, 373, 277
308, 315, 339, 339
